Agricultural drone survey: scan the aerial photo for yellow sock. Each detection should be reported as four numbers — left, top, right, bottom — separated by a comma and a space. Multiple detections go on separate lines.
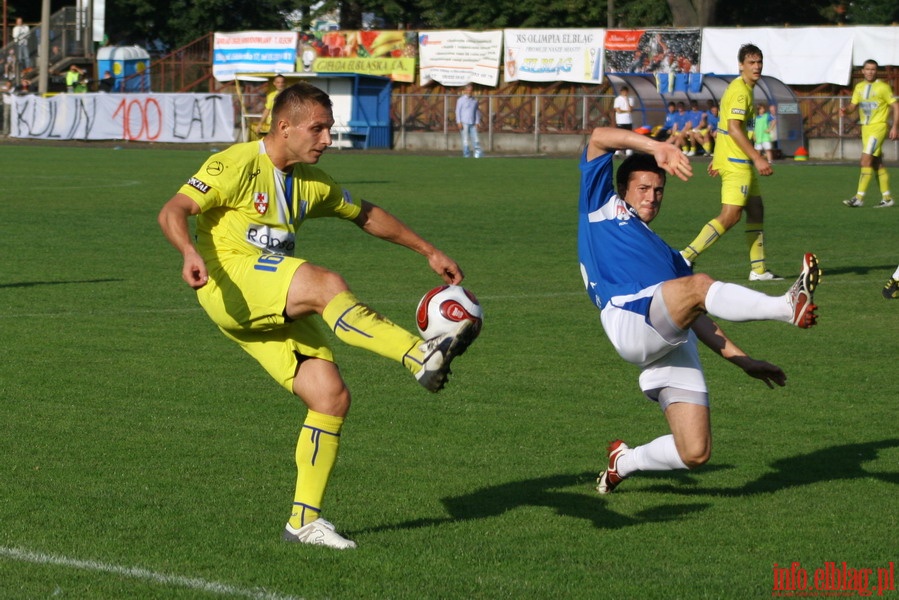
702, 142, 712, 154
288, 410, 344, 529
746, 222, 766, 274
877, 168, 892, 199
682, 218, 726, 263
322, 291, 424, 374
856, 167, 873, 198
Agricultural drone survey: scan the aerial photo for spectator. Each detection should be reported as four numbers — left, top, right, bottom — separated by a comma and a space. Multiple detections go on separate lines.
12, 18, 30, 70
1, 80, 13, 135
66, 64, 86, 93
3, 48, 16, 80
98, 70, 115, 93
455, 83, 483, 158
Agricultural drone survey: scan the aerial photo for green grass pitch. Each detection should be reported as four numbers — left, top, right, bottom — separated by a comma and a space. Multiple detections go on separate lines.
0, 143, 896, 598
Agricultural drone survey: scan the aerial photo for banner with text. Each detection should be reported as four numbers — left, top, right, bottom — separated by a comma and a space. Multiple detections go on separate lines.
213, 31, 298, 82
11, 94, 236, 143
418, 30, 503, 87
503, 29, 605, 84
296, 31, 417, 82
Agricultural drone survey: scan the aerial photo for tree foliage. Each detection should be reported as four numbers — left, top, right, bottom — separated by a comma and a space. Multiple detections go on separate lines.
99, 0, 899, 51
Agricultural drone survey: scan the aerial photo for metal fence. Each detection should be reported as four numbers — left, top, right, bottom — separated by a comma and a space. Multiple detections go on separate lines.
392, 93, 877, 138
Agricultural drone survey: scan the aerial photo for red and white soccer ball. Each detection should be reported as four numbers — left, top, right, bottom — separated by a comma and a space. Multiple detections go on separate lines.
415, 285, 483, 339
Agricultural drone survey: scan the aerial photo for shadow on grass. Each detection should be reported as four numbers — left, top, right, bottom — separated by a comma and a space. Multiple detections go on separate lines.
0, 278, 123, 288
357, 472, 710, 535
644, 438, 899, 496
818, 264, 896, 277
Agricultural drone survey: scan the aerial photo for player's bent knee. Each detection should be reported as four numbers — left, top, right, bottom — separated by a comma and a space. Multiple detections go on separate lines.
680, 447, 711, 469
289, 263, 352, 315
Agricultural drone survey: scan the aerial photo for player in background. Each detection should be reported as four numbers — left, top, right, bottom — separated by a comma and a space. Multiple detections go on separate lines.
693, 100, 719, 157
684, 100, 704, 156
257, 74, 287, 137
158, 83, 477, 549
665, 101, 692, 153
577, 127, 820, 495
681, 44, 781, 281
651, 102, 677, 142
840, 59, 898, 208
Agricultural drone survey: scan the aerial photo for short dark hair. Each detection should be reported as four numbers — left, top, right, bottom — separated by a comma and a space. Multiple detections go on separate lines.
616, 153, 666, 196
738, 43, 763, 63
863, 59, 879, 69
272, 82, 332, 124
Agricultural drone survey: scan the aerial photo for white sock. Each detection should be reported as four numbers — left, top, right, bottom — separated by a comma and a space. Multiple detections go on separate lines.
892, 266, 899, 280
705, 281, 791, 323
617, 434, 687, 477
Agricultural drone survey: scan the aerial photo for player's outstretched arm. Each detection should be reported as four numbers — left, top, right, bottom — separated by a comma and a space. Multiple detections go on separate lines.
691, 314, 786, 388
352, 200, 464, 284
158, 193, 208, 289
587, 127, 692, 181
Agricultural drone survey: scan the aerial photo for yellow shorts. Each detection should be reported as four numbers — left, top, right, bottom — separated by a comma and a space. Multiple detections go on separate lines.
861, 123, 888, 157
197, 253, 334, 392
719, 167, 760, 207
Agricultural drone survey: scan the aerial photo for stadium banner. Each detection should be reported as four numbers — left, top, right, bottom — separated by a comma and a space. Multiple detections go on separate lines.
418, 30, 503, 87
604, 29, 701, 75
700, 27, 853, 86
851, 26, 899, 67
10, 93, 236, 143
502, 29, 605, 84
213, 31, 298, 82
296, 31, 417, 82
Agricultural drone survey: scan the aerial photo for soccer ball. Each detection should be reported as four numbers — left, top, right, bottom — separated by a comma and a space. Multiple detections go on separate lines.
415, 285, 483, 339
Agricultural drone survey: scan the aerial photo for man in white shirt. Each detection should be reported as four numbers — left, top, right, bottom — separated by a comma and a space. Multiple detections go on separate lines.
12, 18, 30, 70
613, 86, 636, 156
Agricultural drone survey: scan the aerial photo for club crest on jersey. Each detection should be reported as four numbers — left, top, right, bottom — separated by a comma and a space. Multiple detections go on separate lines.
254, 192, 269, 215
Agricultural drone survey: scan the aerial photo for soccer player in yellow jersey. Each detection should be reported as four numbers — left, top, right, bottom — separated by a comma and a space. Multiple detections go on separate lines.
257, 74, 287, 137
840, 59, 898, 208
158, 82, 477, 549
682, 44, 781, 281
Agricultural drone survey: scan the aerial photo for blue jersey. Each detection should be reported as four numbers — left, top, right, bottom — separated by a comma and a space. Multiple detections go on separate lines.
705, 110, 719, 132
663, 110, 677, 129
672, 111, 690, 130
686, 110, 704, 129
578, 151, 692, 310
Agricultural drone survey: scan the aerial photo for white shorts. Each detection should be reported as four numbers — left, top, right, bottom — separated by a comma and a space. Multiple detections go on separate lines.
600, 284, 708, 406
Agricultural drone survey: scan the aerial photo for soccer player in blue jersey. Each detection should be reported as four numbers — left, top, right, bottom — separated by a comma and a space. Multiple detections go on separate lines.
578, 127, 820, 494
159, 83, 477, 548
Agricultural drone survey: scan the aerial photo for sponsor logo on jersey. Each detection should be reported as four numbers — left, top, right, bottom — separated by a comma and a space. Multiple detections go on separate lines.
342, 188, 355, 205
246, 226, 295, 255
187, 177, 210, 194
254, 192, 269, 215
205, 161, 224, 176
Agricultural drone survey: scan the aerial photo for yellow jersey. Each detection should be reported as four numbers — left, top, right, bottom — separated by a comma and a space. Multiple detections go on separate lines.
850, 80, 896, 126
713, 76, 754, 172
178, 140, 362, 260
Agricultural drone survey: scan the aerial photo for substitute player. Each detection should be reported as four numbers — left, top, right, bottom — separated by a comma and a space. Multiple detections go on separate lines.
158, 82, 477, 549
256, 74, 287, 137
681, 44, 781, 281
840, 59, 898, 208
576, 127, 820, 494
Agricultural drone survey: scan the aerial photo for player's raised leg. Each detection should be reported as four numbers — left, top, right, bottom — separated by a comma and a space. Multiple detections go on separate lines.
288, 263, 475, 392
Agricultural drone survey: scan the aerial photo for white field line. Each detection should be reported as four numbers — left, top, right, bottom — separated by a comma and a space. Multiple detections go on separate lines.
0, 546, 305, 600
